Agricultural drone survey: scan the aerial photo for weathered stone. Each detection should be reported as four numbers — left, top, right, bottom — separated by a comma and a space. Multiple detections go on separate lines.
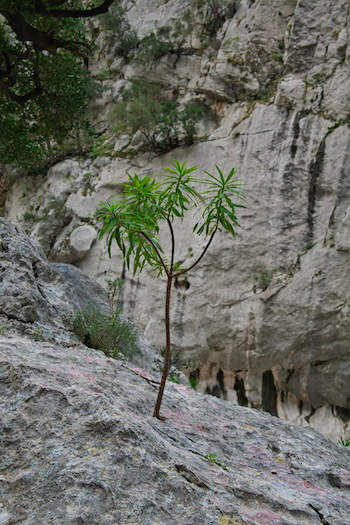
275, 76, 306, 110
49, 262, 109, 315
1, 335, 350, 525
69, 225, 97, 262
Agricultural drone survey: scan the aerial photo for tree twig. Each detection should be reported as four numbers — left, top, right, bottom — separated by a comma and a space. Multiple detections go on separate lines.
175, 226, 217, 277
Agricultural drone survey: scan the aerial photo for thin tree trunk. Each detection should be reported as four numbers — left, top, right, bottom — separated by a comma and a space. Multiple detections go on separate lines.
153, 275, 172, 419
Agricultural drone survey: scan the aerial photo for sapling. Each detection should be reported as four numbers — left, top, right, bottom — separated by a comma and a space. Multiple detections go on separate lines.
97, 161, 245, 419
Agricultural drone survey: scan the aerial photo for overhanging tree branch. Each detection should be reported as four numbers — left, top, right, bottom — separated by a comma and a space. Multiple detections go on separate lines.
4, 11, 90, 56
35, 0, 115, 18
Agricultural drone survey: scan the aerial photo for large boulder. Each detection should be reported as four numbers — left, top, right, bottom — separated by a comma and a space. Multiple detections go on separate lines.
0, 218, 107, 328
0, 335, 349, 524
49, 262, 108, 315
0, 219, 159, 372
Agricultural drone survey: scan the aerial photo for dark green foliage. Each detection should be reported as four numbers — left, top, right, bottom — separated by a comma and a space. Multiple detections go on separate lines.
0, 1, 111, 169
189, 375, 198, 389
110, 78, 208, 153
72, 305, 139, 359
98, 1, 138, 61
133, 25, 184, 64
339, 438, 350, 447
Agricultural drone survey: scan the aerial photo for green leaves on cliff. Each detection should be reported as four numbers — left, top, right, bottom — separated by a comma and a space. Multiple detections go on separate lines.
0, 1, 113, 168
110, 79, 209, 153
195, 166, 244, 236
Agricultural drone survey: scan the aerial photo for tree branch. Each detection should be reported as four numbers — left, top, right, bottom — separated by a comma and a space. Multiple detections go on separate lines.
174, 226, 217, 277
165, 216, 175, 273
35, 0, 115, 18
140, 232, 170, 277
3, 12, 89, 56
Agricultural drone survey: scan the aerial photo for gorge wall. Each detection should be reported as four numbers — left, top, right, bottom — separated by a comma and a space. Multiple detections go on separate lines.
3, 0, 350, 440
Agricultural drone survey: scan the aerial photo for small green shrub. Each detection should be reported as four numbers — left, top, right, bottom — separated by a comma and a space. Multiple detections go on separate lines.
98, 3, 138, 61
339, 438, 350, 447
23, 209, 39, 225
189, 375, 198, 390
97, 161, 245, 418
106, 277, 123, 313
0, 326, 5, 336
110, 78, 208, 153
169, 374, 181, 384
91, 135, 115, 159
253, 266, 276, 292
133, 25, 184, 64
203, 452, 227, 470
32, 326, 45, 342
73, 306, 139, 359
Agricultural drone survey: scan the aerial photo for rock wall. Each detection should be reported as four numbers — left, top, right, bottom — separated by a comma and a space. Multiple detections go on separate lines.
2, 305, 350, 524
4, 0, 350, 440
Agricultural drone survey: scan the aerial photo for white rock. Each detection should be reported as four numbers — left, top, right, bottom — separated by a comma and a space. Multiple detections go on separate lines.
69, 225, 97, 261
275, 77, 306, 110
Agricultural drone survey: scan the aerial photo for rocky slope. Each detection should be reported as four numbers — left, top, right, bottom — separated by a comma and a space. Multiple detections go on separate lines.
1, 220, 350, 525
3, 0, 350, 440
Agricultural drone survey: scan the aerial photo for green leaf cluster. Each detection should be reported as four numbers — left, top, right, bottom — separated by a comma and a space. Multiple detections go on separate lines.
133, 24, 184, 64
110, 78, 208, 153
195, 166, 244, 236
0, 1, 101, 169
97, 161, 245, 277
98, 1, 138, 61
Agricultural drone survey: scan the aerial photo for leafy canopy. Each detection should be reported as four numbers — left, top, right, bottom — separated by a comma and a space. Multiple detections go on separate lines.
0, 0, 114, 168
97, 161, 245, 277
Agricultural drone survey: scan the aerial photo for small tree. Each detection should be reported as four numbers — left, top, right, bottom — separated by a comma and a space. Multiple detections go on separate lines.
97, 161, 245, 419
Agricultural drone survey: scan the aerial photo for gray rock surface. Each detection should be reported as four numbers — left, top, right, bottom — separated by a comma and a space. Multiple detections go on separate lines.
1, 334, 350, 525
0, 219, 156, 370
50, 262, 108, 315
0, 219, 107, 328
4, 0, 350, 440
69, 225, 97, 262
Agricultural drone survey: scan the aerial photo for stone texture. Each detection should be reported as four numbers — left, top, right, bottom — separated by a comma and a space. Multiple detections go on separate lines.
1, 334, 350, 525
2, 220, 348, 523
69, 225, 97, 262
49, 262, 109, 315
4, 0, 350, 440
0, 219, 159, 373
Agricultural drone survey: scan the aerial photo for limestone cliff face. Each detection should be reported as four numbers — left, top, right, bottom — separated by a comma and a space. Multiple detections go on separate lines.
1, 220, 350, 524
4, 0, 350, 440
